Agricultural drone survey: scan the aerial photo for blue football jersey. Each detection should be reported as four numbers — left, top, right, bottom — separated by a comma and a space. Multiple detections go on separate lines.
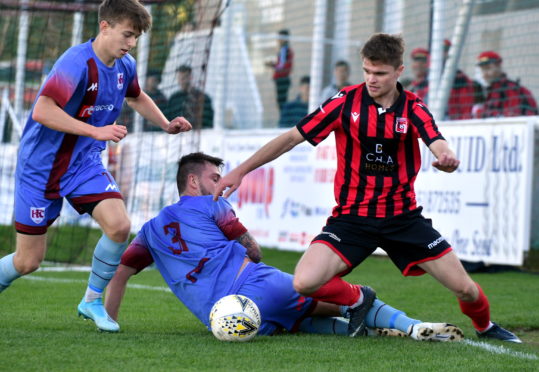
16, 39, 140, 199
138, 195, 248, 327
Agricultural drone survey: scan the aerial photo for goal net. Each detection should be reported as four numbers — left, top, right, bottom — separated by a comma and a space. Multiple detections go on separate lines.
0, 0, 224, 263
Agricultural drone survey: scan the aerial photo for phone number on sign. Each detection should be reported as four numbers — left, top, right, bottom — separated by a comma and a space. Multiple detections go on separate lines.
416, 190, 461, 214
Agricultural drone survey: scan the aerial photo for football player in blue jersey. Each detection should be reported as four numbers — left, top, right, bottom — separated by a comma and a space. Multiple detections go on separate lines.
104, 152, 463, 341
0, 0, 191, 333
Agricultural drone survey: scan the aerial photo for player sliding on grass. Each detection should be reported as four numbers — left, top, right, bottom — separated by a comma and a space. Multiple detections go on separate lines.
213, 33, 521, 343
0, 0, 191, 333
105, 152, 463, 341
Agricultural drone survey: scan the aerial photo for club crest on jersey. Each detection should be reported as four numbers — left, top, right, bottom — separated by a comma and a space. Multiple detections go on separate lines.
30, 207, 45, 224
395, 117, 408, 134
117, 73, 124, 90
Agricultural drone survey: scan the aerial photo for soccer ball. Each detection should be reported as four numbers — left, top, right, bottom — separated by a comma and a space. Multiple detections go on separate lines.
209, 294, 261, 342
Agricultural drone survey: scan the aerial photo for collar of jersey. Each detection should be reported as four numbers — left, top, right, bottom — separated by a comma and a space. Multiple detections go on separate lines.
363, 81, 405, 113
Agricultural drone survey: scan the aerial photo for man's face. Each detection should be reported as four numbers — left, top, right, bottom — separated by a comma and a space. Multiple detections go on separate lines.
299, 82, 310, 102
411, 58, 428, 79
195, 162, 221, 196
479, 62, 502, 85
145, 75, 159, 91
178, 71, 192, 90
334, 65, 350, 85
362, 58, 403, 99
100, 19, 140, 60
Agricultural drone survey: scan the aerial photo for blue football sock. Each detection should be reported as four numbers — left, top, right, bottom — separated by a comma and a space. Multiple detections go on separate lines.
366, 299, 421, 333
86, 234, 128, 299
299, 316, 349, 336
0, 253, 21, 292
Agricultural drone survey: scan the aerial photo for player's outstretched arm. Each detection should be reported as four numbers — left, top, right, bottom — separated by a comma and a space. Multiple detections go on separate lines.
213, 127, 305, 200
429, 139, 460, 173
125, 91, 192, 134
33, 96, 127, 142
236, 232, 262, 263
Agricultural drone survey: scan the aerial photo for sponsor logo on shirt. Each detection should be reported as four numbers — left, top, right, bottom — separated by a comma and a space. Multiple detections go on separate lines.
30, 207, 45, 224
117, 73, 124, 90
78, 104, 114, 118
395, 117, 408, 134
364, 143, 396, 174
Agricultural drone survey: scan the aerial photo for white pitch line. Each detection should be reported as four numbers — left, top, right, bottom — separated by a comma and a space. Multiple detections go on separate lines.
37, 265, 92, 272
462, 339, 538, 361
22, 275, 171, 293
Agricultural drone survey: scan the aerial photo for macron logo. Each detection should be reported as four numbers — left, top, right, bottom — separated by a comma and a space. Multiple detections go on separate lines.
351, 112, 359, 123
427, 236, 445, 249
105, 183, 118, 191
87, 83, 98, 92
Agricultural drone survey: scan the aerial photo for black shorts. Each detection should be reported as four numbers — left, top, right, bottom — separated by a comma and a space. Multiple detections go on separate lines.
312, 207, 452, 276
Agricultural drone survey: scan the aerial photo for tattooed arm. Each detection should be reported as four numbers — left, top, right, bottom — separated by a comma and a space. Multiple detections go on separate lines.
236, 232, 262, 263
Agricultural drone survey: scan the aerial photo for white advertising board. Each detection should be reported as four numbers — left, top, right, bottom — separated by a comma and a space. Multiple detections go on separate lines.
415, 119, 535, 265
220, 118, 535, 265
220, 130, 335, 251
0, 118, 534, 266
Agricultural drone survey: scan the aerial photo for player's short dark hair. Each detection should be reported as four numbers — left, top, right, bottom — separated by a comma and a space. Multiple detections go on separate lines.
176, 152, 224, 194
335, 60, 350, 69
278, 29, 290, 36
146, 69, 161, 81
176, 65, 192, 74
98, 0, 151, 33
361, 33, 404, 69
299, 75, 310, 85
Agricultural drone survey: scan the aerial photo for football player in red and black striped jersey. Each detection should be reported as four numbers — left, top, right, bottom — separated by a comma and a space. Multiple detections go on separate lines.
214, 33, 521, 343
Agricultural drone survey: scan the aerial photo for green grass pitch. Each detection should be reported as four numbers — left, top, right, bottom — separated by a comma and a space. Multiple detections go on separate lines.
0, 248, 538, 371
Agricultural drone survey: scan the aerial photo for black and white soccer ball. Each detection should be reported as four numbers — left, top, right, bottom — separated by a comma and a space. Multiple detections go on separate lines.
209, 294, 261, 342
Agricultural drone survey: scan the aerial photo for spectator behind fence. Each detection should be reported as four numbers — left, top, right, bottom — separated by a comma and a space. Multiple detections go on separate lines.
409, 41, 476, 120
143, 70, 167, 131
319, 60, 352, 103
116, 70, 169, 132
409, 47, 429, 100
474, 51, 538, 118
443, 39, 477, 120
279, 76, 310, 128
265, 29, 294, 111
164, 65, 214, 129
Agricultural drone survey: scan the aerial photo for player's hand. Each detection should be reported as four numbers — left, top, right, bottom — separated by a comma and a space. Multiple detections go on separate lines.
93, 122, 128, 143
213, 168, 244, 201
432, 152, 460, 173
165, 117, 192, 134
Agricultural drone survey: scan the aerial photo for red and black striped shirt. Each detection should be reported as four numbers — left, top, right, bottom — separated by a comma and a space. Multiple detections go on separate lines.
297, 82, 444, 218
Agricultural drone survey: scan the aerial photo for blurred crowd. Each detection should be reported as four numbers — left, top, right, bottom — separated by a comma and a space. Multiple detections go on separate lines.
121, 33, 538, 131
406, 40, 538, 120
120, 64, 214, 131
